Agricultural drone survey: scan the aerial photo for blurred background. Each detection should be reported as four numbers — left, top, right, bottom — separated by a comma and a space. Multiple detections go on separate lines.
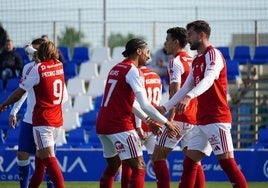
1, 0, 268, 149
0, 0, 267, 52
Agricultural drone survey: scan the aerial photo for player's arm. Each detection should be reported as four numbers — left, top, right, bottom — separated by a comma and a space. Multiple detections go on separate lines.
168, 81, 181, 121
0, 88, 26, 112
9, 92, 28, 129
162, 70, 194, 113
134, 114, 147, 140
186, 50, 224, 99
133, 100, 161, 135
127, 67, 181, 136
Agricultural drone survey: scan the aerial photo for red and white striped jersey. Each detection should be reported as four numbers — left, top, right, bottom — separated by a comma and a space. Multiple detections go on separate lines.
20, 59, 65, 127
96, 59, 144, 134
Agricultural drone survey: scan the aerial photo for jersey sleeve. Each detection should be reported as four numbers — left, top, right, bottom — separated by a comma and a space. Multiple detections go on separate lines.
10, 92, 28, 115
126, 65, 144, 93
19, 65, 40, 92
187, 49, 224, 98
168, 57, 184, 84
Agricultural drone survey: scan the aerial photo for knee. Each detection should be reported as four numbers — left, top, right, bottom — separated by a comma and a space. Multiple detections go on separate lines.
17, 152, 30, 161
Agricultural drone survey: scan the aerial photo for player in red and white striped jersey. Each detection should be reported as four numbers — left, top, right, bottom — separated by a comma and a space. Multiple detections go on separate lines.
96, 38, 180, 188
121, 65, 162, 188
0, 41, 67, 188
158, 20, 248, 188
152, 26, 205, 188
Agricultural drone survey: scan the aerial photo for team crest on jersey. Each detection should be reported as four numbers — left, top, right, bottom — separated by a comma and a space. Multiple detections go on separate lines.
115, 141, 125, 154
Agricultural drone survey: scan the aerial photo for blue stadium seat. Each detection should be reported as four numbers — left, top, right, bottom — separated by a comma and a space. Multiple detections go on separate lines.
3, 127, 21, 148
6, 77, 20, 93
63, 63, 78, 81
0, 108, 12, 131
250, 127, 268, 149
251, 45, 268, 65
81, 110, 98, 131
217, 46, 231, 60
66, 128, 91, 148
94, 95, 103, 110
15, 47, 31, 65
69, 46, 90, 66
88, 128, 102, 148
226, 60, 241, 81
233, 45, 252, 65
58, 46, 71, 63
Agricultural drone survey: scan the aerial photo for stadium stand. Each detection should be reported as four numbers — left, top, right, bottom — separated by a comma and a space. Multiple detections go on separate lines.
251, 45, 268, 64
98, 62, 115, 79
250, 127, 268, 149
6, 77, 20, 93
58, 46, 71, 63
77, 62, 99, 82
226, 60, 242, 81
2, 127, 20, 148
88, 128, 102, 148
111, 46, 125, 63
73, 94, 94, 115
69, 46, 90, 65
89, 47, 111, 65
81, 110, 98, 131
63, 63, 78, 81
15, 47, 30, 65
65, 127, 90, 148
93, 95, 103, 110
62, 111, 81, 132
217, 46, 231, 60
233, 45, 252, 65
66, 77, 86, 97
86, 78, 106, 98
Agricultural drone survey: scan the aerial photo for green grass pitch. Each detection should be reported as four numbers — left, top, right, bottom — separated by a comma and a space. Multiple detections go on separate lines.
0, 181, 267, 188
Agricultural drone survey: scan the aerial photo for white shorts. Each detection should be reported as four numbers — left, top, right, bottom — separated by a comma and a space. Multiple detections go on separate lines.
141, 132, 156, 155
98, 130, 143, 160
188, 123, 234, 156
32, 126, 60, 150
155, 121, 194, 149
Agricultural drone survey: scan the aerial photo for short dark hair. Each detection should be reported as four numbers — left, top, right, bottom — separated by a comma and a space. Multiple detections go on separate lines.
166, 27, 188, 48
186, 20, 211, 39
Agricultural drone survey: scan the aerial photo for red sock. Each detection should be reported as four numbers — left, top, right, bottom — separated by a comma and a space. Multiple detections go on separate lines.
179, 156, 198, 188
153, 160, 170, 188
121, 161, 132, 188
194, 164, 205, 188
129, 168, 145, 188
100, 167, 118, 188
28, 157, 46, 188
44, 157, 65, 188
219, 158, 248, 188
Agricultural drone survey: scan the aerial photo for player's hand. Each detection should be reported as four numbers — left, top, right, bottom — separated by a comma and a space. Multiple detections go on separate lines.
9, 115, 17, 129
136, 127, 147, 140
175, 96, 191, 114
164, 121, 181, 138
0, 104, 7, 112
147, 120, 162, 136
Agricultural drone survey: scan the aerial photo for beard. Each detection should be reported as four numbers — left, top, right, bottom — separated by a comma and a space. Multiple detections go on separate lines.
190, 41, 200, 51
